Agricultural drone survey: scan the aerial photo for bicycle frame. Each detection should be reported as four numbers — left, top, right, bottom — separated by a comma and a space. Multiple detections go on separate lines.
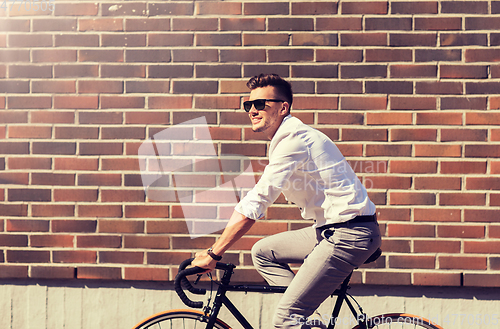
202, 262, 368, 329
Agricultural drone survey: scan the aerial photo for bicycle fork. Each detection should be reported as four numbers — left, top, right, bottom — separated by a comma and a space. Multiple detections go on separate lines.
327, 273, 368, 329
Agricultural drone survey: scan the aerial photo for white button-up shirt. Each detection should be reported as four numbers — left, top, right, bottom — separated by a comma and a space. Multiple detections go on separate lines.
235, 115, 375, 227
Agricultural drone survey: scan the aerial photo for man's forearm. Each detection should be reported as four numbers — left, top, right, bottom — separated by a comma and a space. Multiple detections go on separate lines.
211, 210, 255, 256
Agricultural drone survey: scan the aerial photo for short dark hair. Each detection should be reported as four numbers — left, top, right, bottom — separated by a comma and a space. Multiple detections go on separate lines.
246, 74, 293, 108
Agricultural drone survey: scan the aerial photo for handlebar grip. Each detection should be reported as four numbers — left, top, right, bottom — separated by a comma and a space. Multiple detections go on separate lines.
174, 258, 207, 309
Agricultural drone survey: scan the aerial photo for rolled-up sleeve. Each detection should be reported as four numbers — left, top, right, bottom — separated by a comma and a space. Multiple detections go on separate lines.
235, 132, 309, 220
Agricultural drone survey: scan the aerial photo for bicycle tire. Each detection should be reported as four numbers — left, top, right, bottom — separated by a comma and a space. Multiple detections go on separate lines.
132, 309, 232, 329
351, 313, 444, 329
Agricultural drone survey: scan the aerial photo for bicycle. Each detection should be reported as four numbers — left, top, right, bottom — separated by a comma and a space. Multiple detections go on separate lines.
133, 248, 444, 329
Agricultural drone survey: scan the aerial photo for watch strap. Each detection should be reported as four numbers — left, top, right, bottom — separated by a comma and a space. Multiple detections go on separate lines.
207, 247, 222, 261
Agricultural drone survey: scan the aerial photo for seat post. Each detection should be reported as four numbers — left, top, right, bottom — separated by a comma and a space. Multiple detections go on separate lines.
327, 272, 352, 329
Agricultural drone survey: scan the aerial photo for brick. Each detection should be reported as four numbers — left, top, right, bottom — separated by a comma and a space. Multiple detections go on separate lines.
173, 49, 217, 62
381, 239, 410, 253
365, 271, 411, 285
366, 18, 411, 31
32, 172, 75, 187
467, 177, 500, 191
293, 96, 339, 110
0, 234, 28, 247
172, 80, 218, 94
391, 2, 438, 14
416, 112, 462, 125
79, 18, 122, 32
0, 50, 30, 62
441, 33, 487, 47
7, 219, 47, 232
8, 126, 51, 139
415, 17, 462, 30
55, 3, 98, 16
33, 18, 77, 32
390, 64, 437, 78
54, 250, 96, 264
464, 209, 500, 223
464, 273, 500, 287
126, 49, 170, 63
32, 49, 77, 62
467, 82, 500, 95
78, 80, 123, 93
390, 96, 436, 110
387, 223, 435, 237
316, 49, 363, 62
99, 220, 144, 234
101, 158, 141, 171
124, 268, 169, 281
268, 49, 314, 62
244, 2, 288, 15
414, 144, 461, 157
0, 19, 30, 32
342, 129, 387, 142
318, 112, 364, 125
464, 241, 500, 254
414, 240, 460, 253
99, 251, 143, 264
55, 34, 99, 47
126, 81, 170, 93
55, 127, 99, 140
414, 177, 461, 190
173, 18, 217, 31
364, 176, 411, 189
102, 3, 146, 16
53, 220, 97, 233
366, 49, 412, 62
342, 1, 387, 14
292, 2, 338, 15
8, 96, 51, 109
31, 235, 74, 248
441, 161, 487, 174
390, 128, 436, 141
376, 208, 410, 221
341, 96, 387, 110
195, 1, 241, 15
125, 18, 170, 31
9, 65, 52, 78
124, 235, 169, 249
220, 18, 265, 31
31, 142, 76, 155
54, 64, 98, 78
101, 96, 145, 109
243, 33, 289, 46
101, 65, 145, 78
437, 224, 485, 239
340, 65, 386, 79
77, 267, 121, 280
442, 1, 487, 14
125, 205, 169, 218
54, 96, 98, 109
8, 189, 51, 202
147, 220, 190, 234
0, 81, 29, 94
32, 204, 75, 217
318, 81, 362, 94
441, 97, 487, 110
7, 250, 50, 263
414, 208, 461, 222
390, 192, 436, 205
8, 157, 51, 170
194, 96, 240, 110
31, 267, 75, 280
413, 272, 461, 286
316, 17, 362, 31
365, 144, 411, 157
148, 2, 193, 15
147, 251, 193, 266
9, 34, 52, 47
33, 80, 76, 93
465, 145, 500, 158
366, 81, 413, 94
465, 49, 500, 63
415, 49, 461, 62
492, 194, 500, 207
80, 49, 124, 62
440, 193, 486, 206
148, 64, 193, 78
390, 255, 435, 269
220, 49, 266, 63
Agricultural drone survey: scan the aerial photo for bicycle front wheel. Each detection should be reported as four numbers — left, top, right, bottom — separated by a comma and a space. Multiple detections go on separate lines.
132, 309, 231, 329
352, 313, 444, 329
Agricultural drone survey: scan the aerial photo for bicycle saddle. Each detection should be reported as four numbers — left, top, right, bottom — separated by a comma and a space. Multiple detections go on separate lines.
364, 248, 382, 264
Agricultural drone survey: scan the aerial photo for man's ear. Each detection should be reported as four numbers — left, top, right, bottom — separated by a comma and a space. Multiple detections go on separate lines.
280, 102, 290, 116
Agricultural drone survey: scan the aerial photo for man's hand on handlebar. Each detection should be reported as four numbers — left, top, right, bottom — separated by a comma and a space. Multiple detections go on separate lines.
191, 249, 218, 273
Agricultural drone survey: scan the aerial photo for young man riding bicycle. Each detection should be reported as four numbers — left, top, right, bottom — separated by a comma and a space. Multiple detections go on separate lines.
192, 74, 381, 329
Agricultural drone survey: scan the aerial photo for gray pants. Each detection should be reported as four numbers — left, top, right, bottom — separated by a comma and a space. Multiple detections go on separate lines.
251, 221, 381, 329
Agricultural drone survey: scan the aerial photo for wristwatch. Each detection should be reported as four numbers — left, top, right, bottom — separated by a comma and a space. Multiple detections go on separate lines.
207, 247, 222, 261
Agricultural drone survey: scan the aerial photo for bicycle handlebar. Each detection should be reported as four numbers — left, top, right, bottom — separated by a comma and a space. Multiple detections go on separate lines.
174, 258, 207, 308
174, 258, 235, 309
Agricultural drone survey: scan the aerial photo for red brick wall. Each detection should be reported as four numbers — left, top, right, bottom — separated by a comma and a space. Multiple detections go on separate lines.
0, 1, 499, 287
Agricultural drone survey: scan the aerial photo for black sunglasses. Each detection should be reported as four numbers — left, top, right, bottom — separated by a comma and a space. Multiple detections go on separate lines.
243, 99, 284, 112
